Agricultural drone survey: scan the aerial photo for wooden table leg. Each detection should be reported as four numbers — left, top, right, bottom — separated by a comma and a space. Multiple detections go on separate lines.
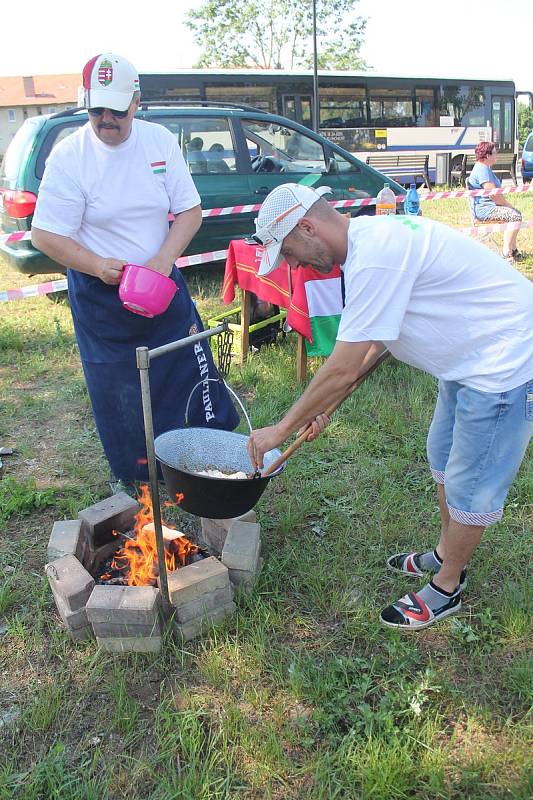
296, 334, 307, 383
239, 288, 251, 364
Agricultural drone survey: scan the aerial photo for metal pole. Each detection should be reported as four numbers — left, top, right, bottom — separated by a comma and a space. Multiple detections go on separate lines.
312, 0, 319, 133
135, 322, 227, 621
148, 322, 226, 359
136, 346, 172, 618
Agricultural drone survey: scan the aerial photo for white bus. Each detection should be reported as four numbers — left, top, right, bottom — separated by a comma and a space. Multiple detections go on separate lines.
139, 69, 517, 183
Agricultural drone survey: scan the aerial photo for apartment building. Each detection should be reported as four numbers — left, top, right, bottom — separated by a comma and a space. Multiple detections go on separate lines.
0, 73, 79, 158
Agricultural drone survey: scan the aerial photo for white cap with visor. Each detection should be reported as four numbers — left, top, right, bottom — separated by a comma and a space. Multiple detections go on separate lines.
81, 53, 140, 112
253, 183, 332, 275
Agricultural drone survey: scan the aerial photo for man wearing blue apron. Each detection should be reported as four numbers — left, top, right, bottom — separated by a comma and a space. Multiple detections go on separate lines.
32, 53, 238, 486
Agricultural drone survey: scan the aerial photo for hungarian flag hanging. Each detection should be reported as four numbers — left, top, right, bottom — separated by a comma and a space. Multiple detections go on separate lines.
289, 269, 343, 356
303, 275, 343, 356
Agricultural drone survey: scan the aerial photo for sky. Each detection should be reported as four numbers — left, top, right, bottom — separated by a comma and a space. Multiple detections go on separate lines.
1, 0, 532, 97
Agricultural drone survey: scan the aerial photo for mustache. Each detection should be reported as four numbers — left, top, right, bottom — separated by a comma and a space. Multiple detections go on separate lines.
98, 123, 120, 130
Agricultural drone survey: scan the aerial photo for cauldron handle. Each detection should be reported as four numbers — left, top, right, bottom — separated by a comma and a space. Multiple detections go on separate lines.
184, 378, 253, 434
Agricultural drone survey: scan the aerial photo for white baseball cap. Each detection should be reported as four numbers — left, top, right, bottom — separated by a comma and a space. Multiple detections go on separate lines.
81, 53, 140, 111
252, 183, 332, 275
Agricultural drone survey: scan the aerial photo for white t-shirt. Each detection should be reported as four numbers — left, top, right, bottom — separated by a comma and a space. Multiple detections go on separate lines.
32, 119, 200, 265
336, 215, 533, 392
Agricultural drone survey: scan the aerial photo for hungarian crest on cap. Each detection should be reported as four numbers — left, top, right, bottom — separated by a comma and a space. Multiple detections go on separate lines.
98, 59, 113, 87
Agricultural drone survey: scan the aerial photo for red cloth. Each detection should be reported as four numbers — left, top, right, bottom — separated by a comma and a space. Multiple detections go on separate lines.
223, 239, 341, 342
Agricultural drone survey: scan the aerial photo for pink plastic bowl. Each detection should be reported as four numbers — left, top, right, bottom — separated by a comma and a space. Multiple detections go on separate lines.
119, 263, 178, 317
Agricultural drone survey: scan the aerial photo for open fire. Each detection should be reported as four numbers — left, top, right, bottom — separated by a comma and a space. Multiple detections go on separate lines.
97, 485, 204, 586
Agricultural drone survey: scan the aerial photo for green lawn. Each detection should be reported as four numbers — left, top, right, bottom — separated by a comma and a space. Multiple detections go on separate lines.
0, 197, 531, 799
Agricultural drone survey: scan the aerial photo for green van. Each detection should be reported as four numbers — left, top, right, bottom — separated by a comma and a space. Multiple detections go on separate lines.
0, 103, 404, 276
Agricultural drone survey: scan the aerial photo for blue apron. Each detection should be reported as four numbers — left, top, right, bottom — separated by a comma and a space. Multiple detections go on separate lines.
68, 266, 239, 481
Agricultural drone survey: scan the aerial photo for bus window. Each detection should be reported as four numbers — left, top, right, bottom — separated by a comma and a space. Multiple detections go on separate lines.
205, 84, 276, 113
242, 118, 326, 173
440, 85, 485, 126
415, 88, 437, 126
282, 95, 314, 128
300, 97, 313, 128
369, 87, 414, 127
143, 86, 201, 102
320, 87, 367, 128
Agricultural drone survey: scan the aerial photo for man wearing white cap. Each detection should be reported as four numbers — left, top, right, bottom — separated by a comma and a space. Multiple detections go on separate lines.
32, 53, 238, 491
247, 183, 533, 631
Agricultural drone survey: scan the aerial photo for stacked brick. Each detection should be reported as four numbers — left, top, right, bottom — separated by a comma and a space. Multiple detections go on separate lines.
45, 554, 94, 640
200, 510, 257, 554
167, 556, 235, 641
221, 520, 262, 588
45, 493, 264, 652
86, 585, 161, 653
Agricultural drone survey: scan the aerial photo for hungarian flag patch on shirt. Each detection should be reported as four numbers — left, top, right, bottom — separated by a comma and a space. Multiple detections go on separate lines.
151, 160, 166, 174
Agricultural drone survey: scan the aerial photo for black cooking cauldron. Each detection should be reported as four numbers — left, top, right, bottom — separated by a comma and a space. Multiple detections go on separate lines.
154, 427, 285, 519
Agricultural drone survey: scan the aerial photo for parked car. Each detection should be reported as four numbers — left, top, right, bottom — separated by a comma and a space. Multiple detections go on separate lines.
0, 103, 404, 276
521, 131, 533, 183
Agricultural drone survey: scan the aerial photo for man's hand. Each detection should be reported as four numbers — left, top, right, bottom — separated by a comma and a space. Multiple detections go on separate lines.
97, 257, 126, 285
247, 424, 287, 471
297, 413, 330, 442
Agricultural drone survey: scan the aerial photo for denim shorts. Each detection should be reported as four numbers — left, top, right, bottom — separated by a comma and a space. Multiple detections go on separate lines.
426, 379, 533, 526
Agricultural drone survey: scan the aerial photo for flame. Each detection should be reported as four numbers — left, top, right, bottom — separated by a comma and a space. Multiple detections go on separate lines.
110, 484, 198, 586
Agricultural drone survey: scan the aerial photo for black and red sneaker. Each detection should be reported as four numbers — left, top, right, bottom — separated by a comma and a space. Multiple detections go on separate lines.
380, 585, 461, 631
386, 551, 466, 590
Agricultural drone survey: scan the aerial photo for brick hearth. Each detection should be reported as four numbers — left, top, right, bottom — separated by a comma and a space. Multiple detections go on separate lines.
45, 493, 262, 652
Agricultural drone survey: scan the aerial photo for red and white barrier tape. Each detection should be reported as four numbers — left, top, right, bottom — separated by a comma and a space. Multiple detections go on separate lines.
0, 250, 230, 303
418, 183, 532, 203
2, 183, 532, 302
0, 278, 67, 303
202, 203, 262, 218
2, 182, 529, 248
175, 248, 228, 268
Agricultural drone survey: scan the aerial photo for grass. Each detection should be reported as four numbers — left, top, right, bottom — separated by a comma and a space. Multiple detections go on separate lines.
0, 196, 532, 799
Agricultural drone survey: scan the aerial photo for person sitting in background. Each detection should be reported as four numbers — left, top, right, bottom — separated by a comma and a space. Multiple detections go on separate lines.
207, 142, 231, 173
468, 141, 523, 263
186, 137, 207, 174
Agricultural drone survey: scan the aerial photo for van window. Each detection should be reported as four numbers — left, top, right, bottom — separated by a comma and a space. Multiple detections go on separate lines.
242, 119, 326, 173
1, 118, 41, 185
36, 121, 85, 179
328, 151, 361, 174
155, 116, 237, 174
524, 135, 533, 152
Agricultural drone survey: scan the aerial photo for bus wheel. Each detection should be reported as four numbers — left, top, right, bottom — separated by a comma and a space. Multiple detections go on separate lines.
451, 157, 464, 185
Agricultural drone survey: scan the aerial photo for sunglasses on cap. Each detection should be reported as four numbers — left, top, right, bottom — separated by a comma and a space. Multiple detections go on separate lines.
88, 107, 130, 119
250, 232, 273, 246
252, 201, 305, 246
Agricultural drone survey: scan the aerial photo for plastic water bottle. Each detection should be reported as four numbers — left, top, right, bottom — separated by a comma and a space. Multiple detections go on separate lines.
376, 183, 396, 215
405, 183, 421, 216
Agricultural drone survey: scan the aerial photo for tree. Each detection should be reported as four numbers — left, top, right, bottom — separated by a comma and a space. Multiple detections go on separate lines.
185, 0, 368, 71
